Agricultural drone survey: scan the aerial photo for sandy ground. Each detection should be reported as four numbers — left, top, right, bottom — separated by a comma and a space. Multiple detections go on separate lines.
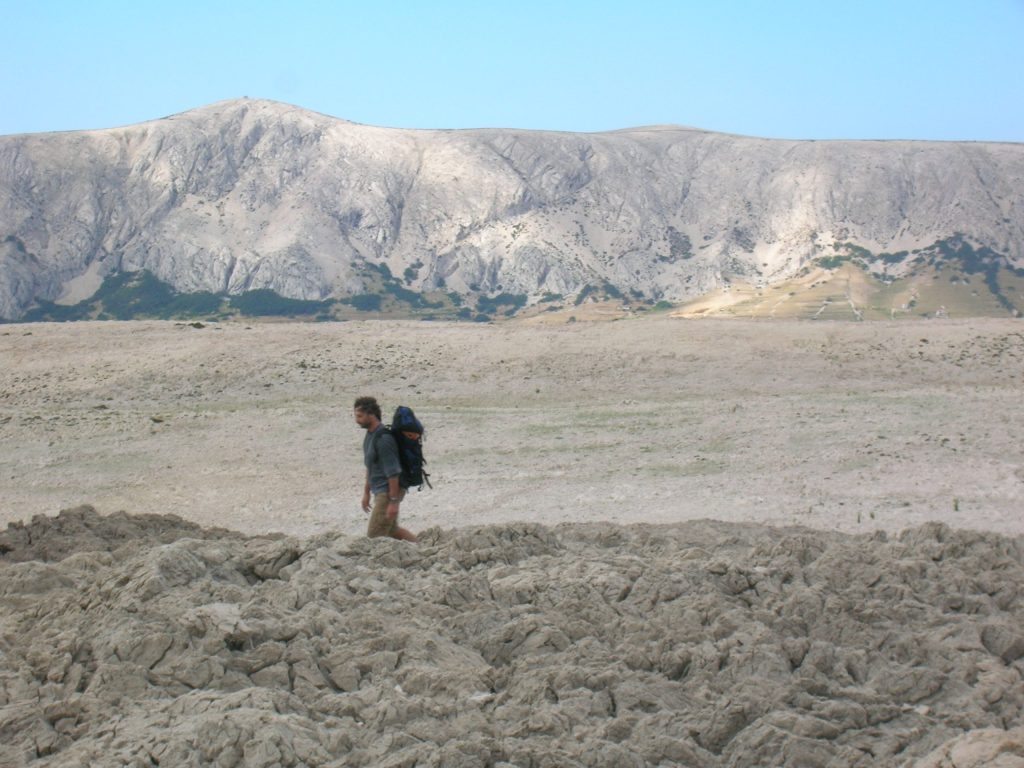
1, 316, 1022, 538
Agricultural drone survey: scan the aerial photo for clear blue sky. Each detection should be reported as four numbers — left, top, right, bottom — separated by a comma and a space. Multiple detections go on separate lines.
2, 0, 1023, 141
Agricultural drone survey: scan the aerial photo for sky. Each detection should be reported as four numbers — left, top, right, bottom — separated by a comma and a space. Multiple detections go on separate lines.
2, 0, 1023, 142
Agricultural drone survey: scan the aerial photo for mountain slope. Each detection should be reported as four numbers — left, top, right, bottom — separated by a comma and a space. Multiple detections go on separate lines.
1, 98, 1022, 320
675, 236, 1024, 320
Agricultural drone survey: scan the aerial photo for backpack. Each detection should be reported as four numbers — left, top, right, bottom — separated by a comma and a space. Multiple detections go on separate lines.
385, 405, 432, 490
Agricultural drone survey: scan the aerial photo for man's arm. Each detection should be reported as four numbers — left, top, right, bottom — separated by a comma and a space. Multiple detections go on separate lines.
386, 475, 402, 521
375, 432, 404, 519
361, 469, 371, 512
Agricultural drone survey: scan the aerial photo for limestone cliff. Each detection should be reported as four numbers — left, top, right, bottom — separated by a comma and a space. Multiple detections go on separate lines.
1, 98, 1021, 319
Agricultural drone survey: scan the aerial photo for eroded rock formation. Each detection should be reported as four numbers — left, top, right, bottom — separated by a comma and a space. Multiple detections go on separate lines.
1, 506, 1022, 766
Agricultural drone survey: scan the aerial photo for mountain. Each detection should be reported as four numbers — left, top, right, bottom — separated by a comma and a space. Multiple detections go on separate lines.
1, 98, 1022, 320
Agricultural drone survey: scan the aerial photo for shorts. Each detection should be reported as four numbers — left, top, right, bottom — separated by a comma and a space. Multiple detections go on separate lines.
367, 490, 405, 538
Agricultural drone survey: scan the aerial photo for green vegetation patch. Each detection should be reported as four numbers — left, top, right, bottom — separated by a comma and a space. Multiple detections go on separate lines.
601, 281, 623, 300
816, 255, 851, 270
477, 293, 527, 314
920, 235, 1019, 315
229, 289, 333, 317
342, 294, 383, 312
878, 250, 909, 264
575, 285, 596, 305
346, 260, 449, 316
833, 242, 874, 261
383, 281, 445, 309
665, 226, 694, 261
21, 300, 91, 322
23, 270, 227, 322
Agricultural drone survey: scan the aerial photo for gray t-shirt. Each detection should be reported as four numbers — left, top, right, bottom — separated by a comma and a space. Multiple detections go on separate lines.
363, 425, 402, 494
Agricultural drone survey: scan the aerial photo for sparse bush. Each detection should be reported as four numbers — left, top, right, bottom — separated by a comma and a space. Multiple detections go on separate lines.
879, 251, 909, 264
666, 226, 693, 260
575, 285, 595, 305
100, 271, 176, 319
160, 292, 222, 318
23, 270, 226, 322
22, 300, 90, 322
602, 281, 623, 300
477, 293, 527, 314
403, 260, 424, 284
817, 255, 849, 270
347, 294, 383, 312
834, 242, 874, 260
229, 290, 332, 317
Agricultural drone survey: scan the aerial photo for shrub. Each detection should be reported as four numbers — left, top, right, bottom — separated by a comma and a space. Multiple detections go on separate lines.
382, 282, 442, 309
878, 251, 909, 264
160, 292, 222, 318
602, 281, 623, 300
575, 285, 595, 305
22, 300, 90, 322
230, 290, 333, 316
100, 271, 175, 319
477, 293, 527, 314
347, 294, 383, 312
817, 255, 849, 270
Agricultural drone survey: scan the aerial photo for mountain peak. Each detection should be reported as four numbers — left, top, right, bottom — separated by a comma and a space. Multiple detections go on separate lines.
1, 101, 1022, 320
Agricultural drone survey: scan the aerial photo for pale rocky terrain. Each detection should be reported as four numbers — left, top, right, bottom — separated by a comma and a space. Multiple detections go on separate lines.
1, 316, 1021, 537
2, 98, 1023, 320
1, 316, 1023, 766
1, 506, 1022, 767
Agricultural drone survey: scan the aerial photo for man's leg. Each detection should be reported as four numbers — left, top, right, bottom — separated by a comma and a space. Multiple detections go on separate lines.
367, 493, 396, 538
388, 489, 417, 542
393, 525, 417, 542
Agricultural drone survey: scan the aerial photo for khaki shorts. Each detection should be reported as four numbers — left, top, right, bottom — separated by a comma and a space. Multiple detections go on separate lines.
367, 490, 405, 538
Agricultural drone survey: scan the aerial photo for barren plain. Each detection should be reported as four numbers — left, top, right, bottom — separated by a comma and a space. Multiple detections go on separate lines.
2, 316, 1023, 767
1, 316, 1022, 537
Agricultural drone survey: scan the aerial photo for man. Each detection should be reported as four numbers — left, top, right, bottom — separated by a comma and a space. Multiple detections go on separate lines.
354, 396, 418, 542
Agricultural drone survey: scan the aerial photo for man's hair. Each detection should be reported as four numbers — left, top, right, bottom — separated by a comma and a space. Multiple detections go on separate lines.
353, 396, 382, 420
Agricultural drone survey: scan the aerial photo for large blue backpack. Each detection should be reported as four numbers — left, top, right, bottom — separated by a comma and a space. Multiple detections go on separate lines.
386, 405, 432, 490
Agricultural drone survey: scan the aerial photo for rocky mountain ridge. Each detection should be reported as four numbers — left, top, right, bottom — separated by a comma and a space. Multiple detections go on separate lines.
1, 98, 1022, 320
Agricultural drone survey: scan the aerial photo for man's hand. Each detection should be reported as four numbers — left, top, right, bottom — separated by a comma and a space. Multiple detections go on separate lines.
361, 491, 371, 513
386, 500, 399, 521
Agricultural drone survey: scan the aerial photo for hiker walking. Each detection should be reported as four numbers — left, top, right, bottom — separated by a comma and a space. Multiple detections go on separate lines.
354, 396, 418, 542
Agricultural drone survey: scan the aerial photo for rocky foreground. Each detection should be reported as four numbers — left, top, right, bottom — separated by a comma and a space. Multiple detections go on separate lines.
1, 507, 1022, 767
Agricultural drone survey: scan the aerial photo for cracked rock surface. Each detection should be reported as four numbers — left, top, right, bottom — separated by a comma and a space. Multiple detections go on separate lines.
1, 506, 1022, 767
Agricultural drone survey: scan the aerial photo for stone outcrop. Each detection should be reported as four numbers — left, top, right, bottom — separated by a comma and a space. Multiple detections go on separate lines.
1, 506, 1022, 766
1, 98, 1022, 319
